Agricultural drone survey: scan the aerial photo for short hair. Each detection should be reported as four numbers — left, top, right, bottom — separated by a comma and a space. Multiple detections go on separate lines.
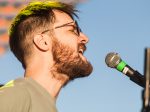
9, 1, 78, 68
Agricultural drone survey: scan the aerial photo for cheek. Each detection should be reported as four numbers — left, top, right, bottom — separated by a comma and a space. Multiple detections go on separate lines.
63, 39, 78, 54
67, 39, 78, 48
55, 30, 78, 52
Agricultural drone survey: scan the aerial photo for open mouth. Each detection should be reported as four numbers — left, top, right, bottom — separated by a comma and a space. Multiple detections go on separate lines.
78, 44, 86, 55
79, 49, 84, 54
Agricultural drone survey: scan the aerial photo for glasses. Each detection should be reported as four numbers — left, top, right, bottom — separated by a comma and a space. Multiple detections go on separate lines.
41, 20, 82, 36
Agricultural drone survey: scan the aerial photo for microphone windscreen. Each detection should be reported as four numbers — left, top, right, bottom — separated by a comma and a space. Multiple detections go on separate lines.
105, 52, 121, 68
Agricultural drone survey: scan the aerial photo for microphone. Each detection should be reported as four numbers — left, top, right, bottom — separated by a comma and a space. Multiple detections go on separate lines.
105, 52, 145, 88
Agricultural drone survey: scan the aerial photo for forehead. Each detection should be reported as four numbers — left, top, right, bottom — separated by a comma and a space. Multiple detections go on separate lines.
53, 10, 74, 25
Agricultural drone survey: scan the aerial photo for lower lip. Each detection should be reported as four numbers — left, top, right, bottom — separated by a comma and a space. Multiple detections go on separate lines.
79, 53, 87, 61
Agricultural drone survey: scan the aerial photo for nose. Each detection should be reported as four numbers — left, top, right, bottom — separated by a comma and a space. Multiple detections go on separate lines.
78, 32, 89, 44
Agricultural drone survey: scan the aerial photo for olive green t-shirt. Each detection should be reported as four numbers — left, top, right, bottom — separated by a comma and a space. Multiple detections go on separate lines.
0, 77, 57, 112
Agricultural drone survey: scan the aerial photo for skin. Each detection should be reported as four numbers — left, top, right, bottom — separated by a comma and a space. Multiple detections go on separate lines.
24, 10, 89, 99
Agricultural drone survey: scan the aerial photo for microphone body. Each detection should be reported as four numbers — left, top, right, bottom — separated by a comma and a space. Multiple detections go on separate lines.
105, 52, 145, 88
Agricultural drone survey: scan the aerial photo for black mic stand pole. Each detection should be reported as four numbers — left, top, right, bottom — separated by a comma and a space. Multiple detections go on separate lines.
142, 48, 150, 112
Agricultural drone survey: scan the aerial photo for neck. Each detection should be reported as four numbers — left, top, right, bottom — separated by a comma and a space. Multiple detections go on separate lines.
25, 66, 69, 99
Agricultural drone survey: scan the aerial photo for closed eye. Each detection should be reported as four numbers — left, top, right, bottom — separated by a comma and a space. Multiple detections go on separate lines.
66, 25, 78, 35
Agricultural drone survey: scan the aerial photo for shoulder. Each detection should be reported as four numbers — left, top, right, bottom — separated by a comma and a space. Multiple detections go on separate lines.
0, 78, 31, 111
0, 78, 29, 96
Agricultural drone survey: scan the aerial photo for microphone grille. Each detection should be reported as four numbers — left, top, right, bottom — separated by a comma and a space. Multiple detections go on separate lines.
105, 52, 121, 68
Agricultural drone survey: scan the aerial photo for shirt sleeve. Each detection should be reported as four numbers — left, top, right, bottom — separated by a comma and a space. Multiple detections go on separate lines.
0, 85, 31, 112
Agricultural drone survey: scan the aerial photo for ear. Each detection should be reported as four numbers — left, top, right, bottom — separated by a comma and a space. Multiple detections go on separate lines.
33, 34, 51, 51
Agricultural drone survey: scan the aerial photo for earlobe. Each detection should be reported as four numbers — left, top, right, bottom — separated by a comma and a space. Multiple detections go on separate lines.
33, 34, 49, 51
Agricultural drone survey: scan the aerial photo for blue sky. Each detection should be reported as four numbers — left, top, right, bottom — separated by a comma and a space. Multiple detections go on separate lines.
1, 0, 150, 112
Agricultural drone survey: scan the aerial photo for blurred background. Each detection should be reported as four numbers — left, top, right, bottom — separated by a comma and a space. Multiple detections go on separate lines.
0, 0, 150, 112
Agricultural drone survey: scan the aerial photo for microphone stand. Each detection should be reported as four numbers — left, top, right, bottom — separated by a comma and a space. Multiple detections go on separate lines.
142, 48, 150, 112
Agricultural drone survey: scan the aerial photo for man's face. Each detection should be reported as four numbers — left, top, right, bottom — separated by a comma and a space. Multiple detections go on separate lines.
51, 10, 93, 80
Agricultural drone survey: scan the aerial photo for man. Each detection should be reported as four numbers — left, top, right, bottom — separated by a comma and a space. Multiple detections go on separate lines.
0, 1, 93, 112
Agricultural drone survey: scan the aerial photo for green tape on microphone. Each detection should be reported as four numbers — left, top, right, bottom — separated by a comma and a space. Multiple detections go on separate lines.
116, 61, 127, 72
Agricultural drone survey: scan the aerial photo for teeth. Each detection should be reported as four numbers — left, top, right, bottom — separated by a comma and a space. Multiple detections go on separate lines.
79, 49, 83, 54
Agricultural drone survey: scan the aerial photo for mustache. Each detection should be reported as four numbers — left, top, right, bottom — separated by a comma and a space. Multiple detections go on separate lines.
78, 43, 86, 52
